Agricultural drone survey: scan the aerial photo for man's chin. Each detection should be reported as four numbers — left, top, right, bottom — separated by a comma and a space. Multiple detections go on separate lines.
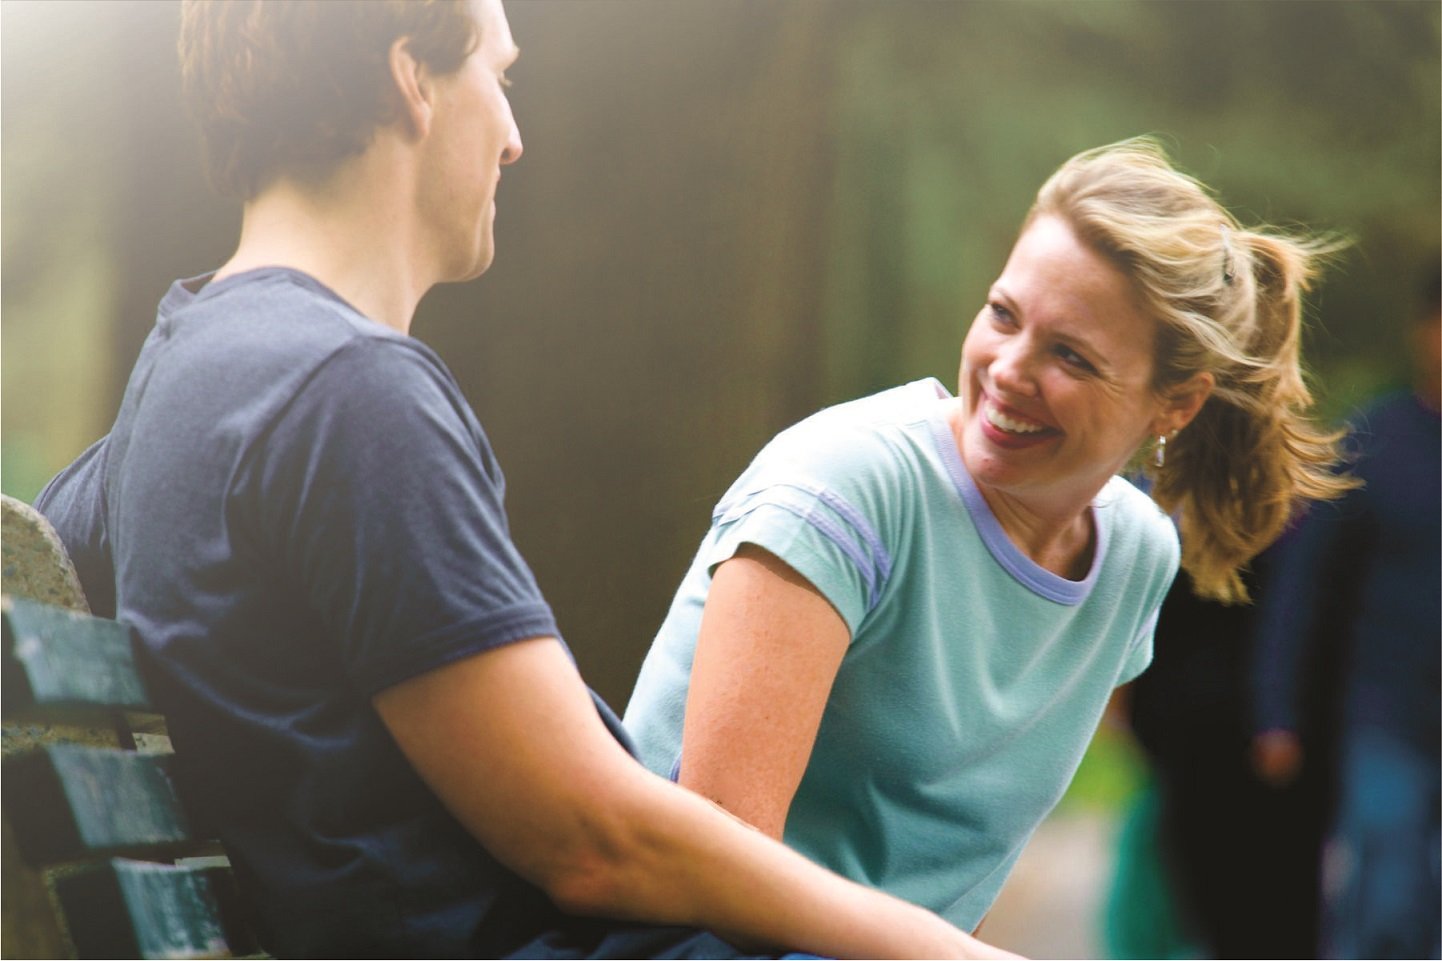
446, 247, 495, 285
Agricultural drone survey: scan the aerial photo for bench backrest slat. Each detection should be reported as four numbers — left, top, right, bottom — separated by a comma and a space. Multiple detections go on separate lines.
5, 745, 195, 865
2, 495, 262, 960
3, 595, 152, 714
57, 858, 260, 959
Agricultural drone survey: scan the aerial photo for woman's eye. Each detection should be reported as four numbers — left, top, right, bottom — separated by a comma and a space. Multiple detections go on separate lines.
988, 302, 1014, 327
1056, 345, 1096, 373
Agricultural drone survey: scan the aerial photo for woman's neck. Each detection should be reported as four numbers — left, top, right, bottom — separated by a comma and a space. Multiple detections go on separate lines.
979, 486, 1097, 580
946, 397, 1100, 580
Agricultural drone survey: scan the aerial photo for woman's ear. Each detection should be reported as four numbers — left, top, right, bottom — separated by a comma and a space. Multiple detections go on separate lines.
387, 37, 433, 140
1154, 371, 1215, 436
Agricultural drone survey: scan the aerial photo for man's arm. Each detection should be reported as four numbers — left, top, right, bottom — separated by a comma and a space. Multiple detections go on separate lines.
374, 635, 1020, 960
34, 437, 116, 617
1248, 495, 1361, 785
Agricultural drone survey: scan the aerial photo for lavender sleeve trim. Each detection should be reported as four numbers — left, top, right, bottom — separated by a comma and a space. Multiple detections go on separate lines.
715, 483, 892, 613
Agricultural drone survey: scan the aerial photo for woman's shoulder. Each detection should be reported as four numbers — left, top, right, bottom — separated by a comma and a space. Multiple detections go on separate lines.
804, 378, 951, 426
738, 380, 950, 501
1097, 475, 1180, 566
767, 379, 948, 461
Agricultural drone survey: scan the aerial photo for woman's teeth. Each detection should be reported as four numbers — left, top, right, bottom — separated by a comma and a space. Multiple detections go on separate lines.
985, 403, 1046, 434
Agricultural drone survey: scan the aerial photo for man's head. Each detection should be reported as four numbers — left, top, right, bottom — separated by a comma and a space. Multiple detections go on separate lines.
405, 0, 523, 282
180, 0, 481, 200
181, 0, 522, 282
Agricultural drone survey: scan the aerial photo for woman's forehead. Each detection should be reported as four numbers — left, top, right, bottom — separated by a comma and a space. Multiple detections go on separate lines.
1002, 219, 1146, 323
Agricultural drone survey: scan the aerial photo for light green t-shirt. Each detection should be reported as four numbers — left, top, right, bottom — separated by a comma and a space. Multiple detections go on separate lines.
624, 379, 1178, 928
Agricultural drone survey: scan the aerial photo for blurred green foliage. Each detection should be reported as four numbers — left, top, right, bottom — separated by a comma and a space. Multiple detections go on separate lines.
1059, 718, 1150, 812
823, 1, 1440, 420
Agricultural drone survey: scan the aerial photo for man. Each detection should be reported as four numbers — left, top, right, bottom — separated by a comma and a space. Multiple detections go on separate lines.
1250, 267, 1441, 960
35, 1, 1012, 957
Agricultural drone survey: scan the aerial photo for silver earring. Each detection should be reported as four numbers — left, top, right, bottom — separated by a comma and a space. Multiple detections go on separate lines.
1154, 435, 1167, 468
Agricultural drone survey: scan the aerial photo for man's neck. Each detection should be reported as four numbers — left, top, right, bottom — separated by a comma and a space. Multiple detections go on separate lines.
215, 157, 430, 334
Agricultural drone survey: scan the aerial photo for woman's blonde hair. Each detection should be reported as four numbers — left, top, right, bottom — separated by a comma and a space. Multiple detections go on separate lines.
1030, 137, 1355, 603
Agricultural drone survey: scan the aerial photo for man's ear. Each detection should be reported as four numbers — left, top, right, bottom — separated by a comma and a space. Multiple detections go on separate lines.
388, 38, 433, 140
1153, 371, 1215, 437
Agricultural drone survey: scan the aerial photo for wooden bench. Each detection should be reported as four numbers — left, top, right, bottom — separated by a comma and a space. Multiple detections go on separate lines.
2, 496, 261, 958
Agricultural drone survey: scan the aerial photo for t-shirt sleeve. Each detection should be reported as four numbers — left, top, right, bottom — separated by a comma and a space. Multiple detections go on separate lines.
35, 436, 117, 618
699, 433, 898, 639
249, 337, 559, 696
1114, 502, 1179, 686
1116, 604, 1158, 685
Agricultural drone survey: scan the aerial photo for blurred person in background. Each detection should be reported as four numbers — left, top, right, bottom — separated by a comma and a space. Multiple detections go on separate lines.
1250, 265, 1441, 960
625, 138, 1355, 936
1117, 544, 1340, 959
31, 0, 1015, 956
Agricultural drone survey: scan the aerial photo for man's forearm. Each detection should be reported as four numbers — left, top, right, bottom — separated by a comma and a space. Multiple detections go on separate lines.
376, 638, 1019, 960
579, 764, 1018, 959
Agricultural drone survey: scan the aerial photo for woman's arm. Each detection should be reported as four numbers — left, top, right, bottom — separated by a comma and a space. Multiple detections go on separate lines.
679, 542, 850, 839
374, 634, 1019, 960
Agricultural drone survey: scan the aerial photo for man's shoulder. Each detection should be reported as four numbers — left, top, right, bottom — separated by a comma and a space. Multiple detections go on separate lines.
1351, 390, 1436, 442
170, 268, 410, 355
160, 268, 453, 409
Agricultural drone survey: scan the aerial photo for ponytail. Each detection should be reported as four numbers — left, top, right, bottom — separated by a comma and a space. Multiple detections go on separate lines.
1033, 138, 1355, 603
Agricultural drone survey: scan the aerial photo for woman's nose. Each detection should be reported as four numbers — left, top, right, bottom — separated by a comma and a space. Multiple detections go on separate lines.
990, 341, 1038, 395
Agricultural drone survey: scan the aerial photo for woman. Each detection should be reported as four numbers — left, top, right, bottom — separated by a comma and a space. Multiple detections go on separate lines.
623, 138, 1351, 930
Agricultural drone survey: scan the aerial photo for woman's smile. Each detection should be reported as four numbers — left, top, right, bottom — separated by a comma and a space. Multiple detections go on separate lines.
979, 392, 1060, 448
956, 214, 1170, 521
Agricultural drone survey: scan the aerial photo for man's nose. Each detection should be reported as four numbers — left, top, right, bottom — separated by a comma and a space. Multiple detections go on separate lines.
501, 124, 523, 165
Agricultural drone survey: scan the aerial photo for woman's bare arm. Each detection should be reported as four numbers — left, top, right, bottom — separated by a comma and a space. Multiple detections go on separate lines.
679, 542, 851, 839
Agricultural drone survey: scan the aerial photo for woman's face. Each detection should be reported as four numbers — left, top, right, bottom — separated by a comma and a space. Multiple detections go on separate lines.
957, 214, 1173, 520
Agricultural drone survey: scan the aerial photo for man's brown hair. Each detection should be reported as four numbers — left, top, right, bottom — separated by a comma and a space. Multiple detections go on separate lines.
179, 0, 479, 199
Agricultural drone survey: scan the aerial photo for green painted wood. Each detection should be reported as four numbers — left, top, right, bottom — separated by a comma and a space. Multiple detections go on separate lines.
0, 498, 108, 961
2, 595, 152, 715
4, 745, 193, 865
0, 591, 260, 957
56, 857, 259, 959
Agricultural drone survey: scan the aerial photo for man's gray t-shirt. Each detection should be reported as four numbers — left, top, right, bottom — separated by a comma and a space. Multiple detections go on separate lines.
37, 268, 744, 958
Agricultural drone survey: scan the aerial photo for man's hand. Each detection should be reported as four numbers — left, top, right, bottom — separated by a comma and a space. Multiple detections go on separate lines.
1251, 728, 1304, 787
